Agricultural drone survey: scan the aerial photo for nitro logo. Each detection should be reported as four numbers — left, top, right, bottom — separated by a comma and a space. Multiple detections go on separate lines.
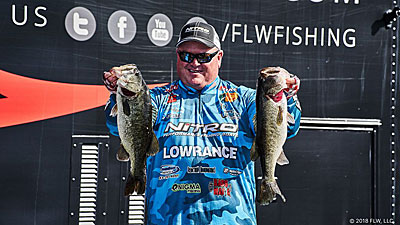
172, 183, 201, 193
164, 122, 238, 133
187, 166, 216, 174
209, 179, 232, 197
185, 26, 210, 34
163, 145, 237, 159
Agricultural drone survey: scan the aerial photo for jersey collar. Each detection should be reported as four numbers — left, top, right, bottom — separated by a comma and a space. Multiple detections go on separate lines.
178, 76, 220, 94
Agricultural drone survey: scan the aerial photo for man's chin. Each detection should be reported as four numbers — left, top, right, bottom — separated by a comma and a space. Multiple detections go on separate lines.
184, 80, 205, 90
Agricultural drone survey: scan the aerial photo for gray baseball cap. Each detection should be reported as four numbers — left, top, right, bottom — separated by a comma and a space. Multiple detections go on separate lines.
176, 22, 221, 50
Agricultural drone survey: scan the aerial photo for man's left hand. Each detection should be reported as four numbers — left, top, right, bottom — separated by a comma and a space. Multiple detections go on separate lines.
281, 68, 300, 98
285, 76, 300, 97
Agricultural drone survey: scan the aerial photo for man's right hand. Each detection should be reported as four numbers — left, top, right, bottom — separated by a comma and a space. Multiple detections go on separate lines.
103, 70, 119, 94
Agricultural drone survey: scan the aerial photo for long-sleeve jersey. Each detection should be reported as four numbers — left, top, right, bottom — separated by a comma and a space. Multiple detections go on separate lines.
105, 76, 301, 225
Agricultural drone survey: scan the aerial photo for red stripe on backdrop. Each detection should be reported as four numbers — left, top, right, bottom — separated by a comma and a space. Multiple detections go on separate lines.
0, 70, 168, 128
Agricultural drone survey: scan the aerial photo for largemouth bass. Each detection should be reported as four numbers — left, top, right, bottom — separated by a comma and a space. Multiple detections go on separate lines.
254, 67, 295, 205
111, 64, 159, 196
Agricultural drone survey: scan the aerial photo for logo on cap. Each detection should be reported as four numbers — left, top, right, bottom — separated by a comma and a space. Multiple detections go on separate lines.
185, 26, 210, 34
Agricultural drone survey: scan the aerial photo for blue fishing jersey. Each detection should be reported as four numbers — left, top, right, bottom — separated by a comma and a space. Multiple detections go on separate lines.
105, 76, 301, 225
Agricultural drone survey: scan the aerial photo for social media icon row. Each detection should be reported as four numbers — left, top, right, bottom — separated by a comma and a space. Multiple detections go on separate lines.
64, 7, 177, 46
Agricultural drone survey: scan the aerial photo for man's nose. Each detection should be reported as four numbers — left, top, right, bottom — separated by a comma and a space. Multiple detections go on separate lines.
189, 58, 201, 66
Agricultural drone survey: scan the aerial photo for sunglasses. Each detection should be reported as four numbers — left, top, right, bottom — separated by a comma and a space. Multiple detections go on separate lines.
177, 50, 219, 64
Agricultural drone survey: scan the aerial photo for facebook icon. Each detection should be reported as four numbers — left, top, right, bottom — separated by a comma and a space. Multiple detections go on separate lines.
118, 16, 127, 39
108, 10, 136, 44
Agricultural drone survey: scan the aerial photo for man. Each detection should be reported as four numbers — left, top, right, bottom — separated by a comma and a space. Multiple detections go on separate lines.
103, 22, 301, 225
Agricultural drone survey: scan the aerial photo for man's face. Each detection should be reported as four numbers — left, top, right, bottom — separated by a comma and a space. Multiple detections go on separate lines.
176, 41, 223, 91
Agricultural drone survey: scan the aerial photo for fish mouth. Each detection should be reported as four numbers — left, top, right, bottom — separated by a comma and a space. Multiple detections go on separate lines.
264, 74, 279, 84
117, 78, 142, 97
259, 74, 285, 96
120, 87, 138, 97
266, 90, 284, 102
259, 67, 280, 79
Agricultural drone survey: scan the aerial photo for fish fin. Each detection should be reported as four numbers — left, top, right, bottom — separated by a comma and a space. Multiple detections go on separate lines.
147, 131, 159, 156
287, 112, 295, 125
252, 113, 257, 132
277, 106, 284, 126
250, 140, 259, 161
257, 179, 286, 205
104, 99, 111, 111
110, 104, 118, 117
116, 144, 130, 162
135, 180, 146, 195
124, 173, 146, 196
277, 150, 289, 165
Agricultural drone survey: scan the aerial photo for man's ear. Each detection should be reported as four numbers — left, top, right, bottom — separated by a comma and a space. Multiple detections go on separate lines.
217, 50, 224, 68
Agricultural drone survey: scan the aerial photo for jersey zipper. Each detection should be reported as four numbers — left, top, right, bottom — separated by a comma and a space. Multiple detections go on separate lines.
198, 92, 202, 115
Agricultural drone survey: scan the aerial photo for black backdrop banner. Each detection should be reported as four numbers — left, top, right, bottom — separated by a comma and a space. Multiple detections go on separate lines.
0, 0, 392, 119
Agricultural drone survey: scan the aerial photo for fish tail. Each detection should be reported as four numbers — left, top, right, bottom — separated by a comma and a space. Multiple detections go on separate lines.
257, 179, 286, 205
134, 175, 146, 194
272, 180, 286, 202
124, 173, 146, 196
